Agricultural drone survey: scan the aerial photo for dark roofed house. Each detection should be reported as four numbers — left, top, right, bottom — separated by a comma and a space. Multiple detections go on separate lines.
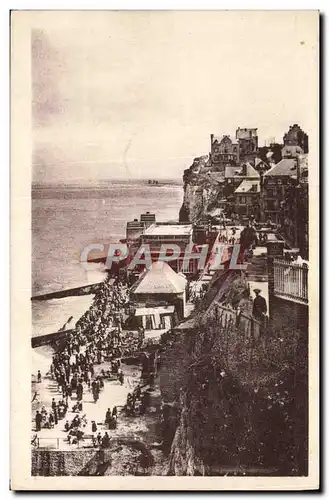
264, 158, 297, 177
233, 179, 261, 218
278, 155, 309, 256
262, 156, 307, 224
224, 162, 260, 202
254, 157, 270, 172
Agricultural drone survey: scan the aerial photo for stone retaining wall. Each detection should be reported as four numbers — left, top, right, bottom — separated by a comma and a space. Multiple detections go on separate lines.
32, 449, 98, 476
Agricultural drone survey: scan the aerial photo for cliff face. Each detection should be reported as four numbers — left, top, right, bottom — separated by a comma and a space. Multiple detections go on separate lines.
163, 317, 308, 476
179, 155, 222, 223
163, 162, 308, 476
160, 266, 308, 476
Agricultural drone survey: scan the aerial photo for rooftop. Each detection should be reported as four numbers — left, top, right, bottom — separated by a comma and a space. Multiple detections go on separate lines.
225, 166, 243, 178
264, 158, 297, 177
225, 163, 260, 179
144, 223, 193, 236
254, 157, 270, 170
235, 179, 260, 194
131, 261, 187, 295
212, 135, 238, 146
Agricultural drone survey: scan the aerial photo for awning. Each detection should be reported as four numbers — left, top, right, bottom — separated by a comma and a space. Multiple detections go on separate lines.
134, 305, 175, 316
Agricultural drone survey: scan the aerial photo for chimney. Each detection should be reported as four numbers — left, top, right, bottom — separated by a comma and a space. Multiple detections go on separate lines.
210, 134, 214, 146
242, 164, 247, 176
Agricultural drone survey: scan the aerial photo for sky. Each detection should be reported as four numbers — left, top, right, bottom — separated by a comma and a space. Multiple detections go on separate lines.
31, 10, 318, 183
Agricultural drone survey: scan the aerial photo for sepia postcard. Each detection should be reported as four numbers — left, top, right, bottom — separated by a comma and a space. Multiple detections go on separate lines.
10, 10, 319, 490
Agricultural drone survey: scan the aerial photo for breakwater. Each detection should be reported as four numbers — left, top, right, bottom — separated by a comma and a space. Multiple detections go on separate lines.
31, 329, 74, 349
32, 282, 103, 301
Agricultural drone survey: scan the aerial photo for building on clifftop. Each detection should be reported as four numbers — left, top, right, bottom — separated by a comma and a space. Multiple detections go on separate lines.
210, 134, 239, 173
282, 124, 309, 158
236, 127, 258, 163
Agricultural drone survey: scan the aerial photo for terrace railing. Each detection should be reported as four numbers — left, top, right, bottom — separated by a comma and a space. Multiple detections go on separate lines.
273, 259, 308, 304
31, 435, 97, 450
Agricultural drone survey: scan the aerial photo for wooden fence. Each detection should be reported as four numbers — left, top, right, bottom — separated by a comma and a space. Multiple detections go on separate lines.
203, 301, 264, 341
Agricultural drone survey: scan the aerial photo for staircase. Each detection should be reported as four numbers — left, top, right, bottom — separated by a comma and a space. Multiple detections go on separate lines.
246, 250, 268, 281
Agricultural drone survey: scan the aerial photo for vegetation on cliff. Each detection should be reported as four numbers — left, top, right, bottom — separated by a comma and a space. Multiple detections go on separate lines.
166, 316, 308, 476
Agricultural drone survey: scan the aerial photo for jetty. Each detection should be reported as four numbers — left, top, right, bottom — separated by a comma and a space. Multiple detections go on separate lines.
32, 282, 103, 301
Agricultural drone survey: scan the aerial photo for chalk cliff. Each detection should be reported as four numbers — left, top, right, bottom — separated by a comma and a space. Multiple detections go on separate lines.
179, 155, 223, 223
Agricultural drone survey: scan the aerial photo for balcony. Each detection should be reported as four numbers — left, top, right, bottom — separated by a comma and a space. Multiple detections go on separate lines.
273, 259, 308, 304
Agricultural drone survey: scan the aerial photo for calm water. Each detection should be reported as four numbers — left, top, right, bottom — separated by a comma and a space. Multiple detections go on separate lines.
32, 181, 183, 295
32, 181, 183, 336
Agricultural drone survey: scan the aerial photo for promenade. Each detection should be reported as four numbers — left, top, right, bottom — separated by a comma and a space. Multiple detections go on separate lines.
32, 357, 142, 450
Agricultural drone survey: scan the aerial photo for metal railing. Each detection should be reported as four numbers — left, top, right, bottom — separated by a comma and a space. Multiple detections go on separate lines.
273, 259, 308, 304
31, 435, 97, 449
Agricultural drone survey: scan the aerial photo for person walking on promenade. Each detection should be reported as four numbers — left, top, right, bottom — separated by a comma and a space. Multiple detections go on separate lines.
71, 374, 78, 394
118, 370, 124, 386
53, 408, 58, 426
105, 408, 112, 426
112, 406, 118, 420
91, 421, 97, 433
35, 410, 42, 432
252, 288, 267, 323
47, 413, 54, 429
77, 382, 83, 401
92, 379, 100, 403
37, 370, 42, 383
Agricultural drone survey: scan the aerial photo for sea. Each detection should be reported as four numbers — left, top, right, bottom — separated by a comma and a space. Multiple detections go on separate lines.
32, 180, 183, 338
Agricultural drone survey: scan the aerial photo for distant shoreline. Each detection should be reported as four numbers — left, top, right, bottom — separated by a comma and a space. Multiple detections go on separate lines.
32, 179, 183, 189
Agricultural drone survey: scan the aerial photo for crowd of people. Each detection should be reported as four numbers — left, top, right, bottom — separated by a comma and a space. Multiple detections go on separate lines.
122, 384, 152, 417
32, 275, 147, 448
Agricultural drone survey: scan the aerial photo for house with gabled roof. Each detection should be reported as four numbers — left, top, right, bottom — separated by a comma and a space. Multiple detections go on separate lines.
223, 162, 260, 201
261, 157, 299, 224
232, 178, 261, 218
